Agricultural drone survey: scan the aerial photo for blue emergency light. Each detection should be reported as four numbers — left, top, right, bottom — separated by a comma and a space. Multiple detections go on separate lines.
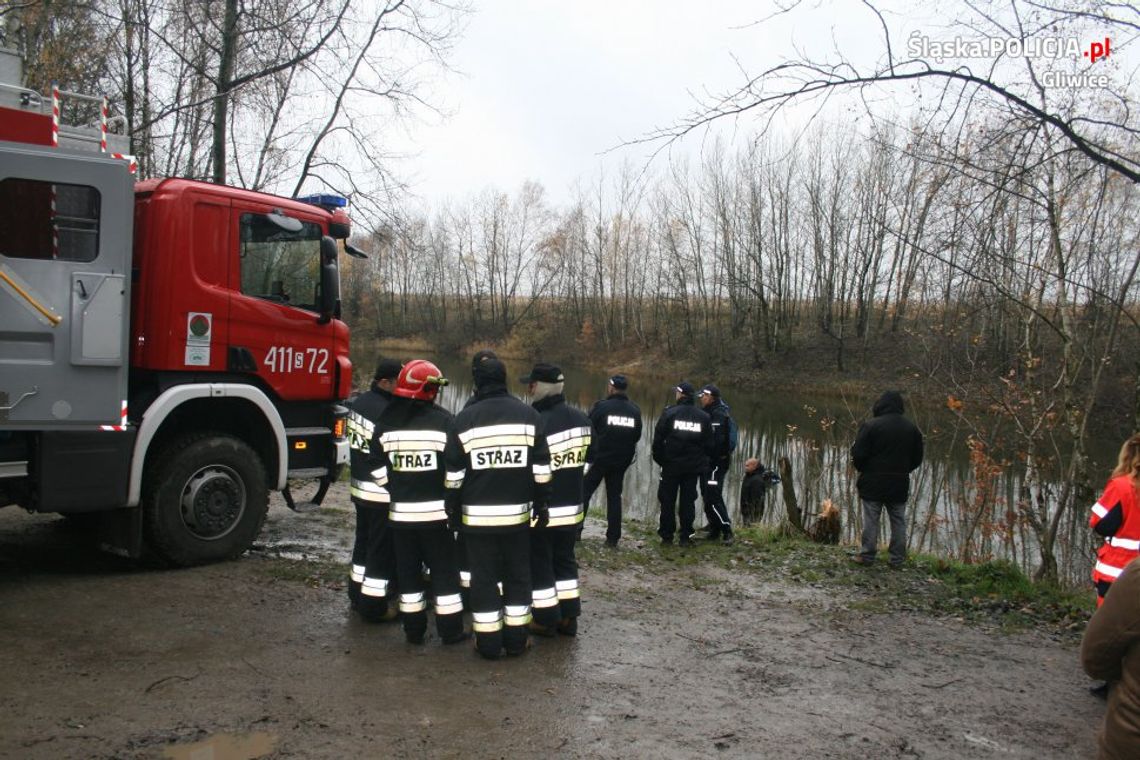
296, 193, 348, 212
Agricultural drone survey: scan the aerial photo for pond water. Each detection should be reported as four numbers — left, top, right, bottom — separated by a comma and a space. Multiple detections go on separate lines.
350, 345, 1114, 583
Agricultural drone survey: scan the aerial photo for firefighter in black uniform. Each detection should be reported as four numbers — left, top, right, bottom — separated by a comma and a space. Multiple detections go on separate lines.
456, 347, 497, 600
369, 359, 467, 645
346, 357, 402, 621
444, 358, 552, 660
698, 383, 735, 544
463, 348, 499, 409
521, 363, 592, 637
652, 381, 712, 547
583, 374, 642, 548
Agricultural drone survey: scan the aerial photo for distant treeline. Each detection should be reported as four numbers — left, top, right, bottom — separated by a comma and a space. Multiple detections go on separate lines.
343, 124, 1140, 584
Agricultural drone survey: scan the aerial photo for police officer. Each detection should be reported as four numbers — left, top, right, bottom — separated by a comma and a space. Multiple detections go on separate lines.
652, 381, 712, 547
369, 360, 467, 645
346, 357, 402, 621
444, 358, 552, 659
698, 383, 735, 544
521, 363, 591, 637
583, 374, 642, 548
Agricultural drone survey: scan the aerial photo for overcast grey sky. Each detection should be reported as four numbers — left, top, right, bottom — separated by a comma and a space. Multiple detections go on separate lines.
393, 1, 845, 206
388, 1, 1131, 208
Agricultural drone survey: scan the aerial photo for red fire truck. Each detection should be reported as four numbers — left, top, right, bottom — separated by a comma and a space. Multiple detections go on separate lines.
0, 45, 356, 565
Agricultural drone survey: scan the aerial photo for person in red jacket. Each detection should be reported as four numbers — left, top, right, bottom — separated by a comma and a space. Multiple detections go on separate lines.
1090, 434, 1140, 607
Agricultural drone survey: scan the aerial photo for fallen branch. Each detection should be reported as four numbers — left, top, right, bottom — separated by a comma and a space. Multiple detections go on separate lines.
921, 677, 965, 689
826, 652, 894, 670
145, 672, 201, 694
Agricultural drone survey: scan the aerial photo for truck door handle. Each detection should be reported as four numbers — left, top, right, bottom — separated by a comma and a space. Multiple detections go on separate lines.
0, 386, 39, 412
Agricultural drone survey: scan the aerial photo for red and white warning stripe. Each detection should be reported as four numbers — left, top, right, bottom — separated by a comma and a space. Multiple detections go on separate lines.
50, 81, 60, 147
110, 153, 138, 174
100, 96, 108, 153
99, 400, 129, 431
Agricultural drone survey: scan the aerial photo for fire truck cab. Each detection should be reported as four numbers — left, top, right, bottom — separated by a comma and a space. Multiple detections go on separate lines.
0, 43, 354, 565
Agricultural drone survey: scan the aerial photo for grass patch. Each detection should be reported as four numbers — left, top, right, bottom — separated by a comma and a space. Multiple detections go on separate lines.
249, 554, 345, 591
585, 518, 1094, 638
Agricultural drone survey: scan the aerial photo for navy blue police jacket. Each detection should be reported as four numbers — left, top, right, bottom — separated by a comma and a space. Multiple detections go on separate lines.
444, 384, 552, 533
651, 397, 712, 475
586, 393, 642, 468
533, 394, 592, 531
705, 398, 733, 463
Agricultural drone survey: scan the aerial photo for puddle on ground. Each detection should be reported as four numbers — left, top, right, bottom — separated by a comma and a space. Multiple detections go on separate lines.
162, 731, 276, 760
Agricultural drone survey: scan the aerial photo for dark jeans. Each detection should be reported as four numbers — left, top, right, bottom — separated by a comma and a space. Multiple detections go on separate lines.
701, 457, 732, 536
658, 470, 699, 541
859, 499, 907, 565
583, 459, 632, 544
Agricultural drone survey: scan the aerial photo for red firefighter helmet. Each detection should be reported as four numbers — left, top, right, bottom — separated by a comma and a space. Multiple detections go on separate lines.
393, 359, 449, 401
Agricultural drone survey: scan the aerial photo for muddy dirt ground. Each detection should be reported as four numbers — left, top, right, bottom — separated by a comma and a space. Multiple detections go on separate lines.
0, 483, 1104, 759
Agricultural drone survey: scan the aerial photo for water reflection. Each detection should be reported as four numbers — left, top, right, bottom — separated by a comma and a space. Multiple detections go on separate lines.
350, 346, 1104, 582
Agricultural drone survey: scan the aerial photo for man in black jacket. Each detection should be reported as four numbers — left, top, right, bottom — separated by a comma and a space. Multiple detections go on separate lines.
697, 383, 735, 544
583, 374, 642, 548
521, 363, 592, 636
444, 358, 552, 659
652, 381, 712, 547
346, 357, 401, 622
850, 390, 924, 568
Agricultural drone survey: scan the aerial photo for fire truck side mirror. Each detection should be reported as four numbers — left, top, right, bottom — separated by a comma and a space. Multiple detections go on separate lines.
318, 236, 340, 325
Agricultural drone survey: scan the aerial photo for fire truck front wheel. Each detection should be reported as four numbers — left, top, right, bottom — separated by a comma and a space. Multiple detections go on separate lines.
143, 433, 269, 567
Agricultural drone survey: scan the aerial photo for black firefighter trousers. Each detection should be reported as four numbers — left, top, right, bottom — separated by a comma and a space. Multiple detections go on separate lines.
466, 530, 532, 658
354, 500, 397, 622
530, 527, 581, 628
393, 524, 464, 644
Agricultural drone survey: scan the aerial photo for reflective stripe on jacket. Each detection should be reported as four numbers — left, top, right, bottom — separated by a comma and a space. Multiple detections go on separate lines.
1091, 476, 1140, 585
534, 394, 592, 530
444, 387, 552, 533
347, 387, 393, 504
369, 400, 453, 528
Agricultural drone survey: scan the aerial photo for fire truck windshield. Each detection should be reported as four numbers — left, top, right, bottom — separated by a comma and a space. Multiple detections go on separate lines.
239, 212, 323, 311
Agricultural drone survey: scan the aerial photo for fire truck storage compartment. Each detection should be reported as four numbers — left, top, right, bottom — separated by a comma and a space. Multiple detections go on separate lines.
0, 141, 133, 428
36, 429, 136, 511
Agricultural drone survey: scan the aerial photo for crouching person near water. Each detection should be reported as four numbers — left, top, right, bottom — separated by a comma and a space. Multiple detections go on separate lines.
739, 458, 779, 526
521, 363, 592, 637
445, 358, 552, 659
369, 360, 466, 645
1082, 556, 1140, 759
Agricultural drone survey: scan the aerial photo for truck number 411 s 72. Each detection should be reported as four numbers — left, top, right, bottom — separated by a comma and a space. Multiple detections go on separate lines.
264, 346, 330, 374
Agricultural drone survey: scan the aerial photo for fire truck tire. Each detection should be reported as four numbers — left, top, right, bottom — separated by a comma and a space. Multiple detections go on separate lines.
143, 433, 269, 567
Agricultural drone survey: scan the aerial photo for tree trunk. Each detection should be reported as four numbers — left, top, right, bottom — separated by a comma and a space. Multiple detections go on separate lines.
777, 456, 804, 532
211, 0, 239, 184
